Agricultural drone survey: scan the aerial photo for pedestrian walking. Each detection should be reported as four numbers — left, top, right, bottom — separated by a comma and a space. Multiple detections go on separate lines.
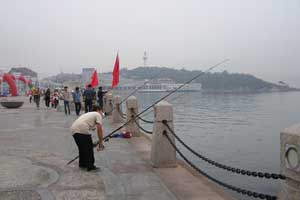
62, 86, 71, 115
70, 105, 104, 171
28, 90, 33, 103
83, 84, 96, 113
33, 88, 41, 109
73, 87, 82, 116
97, 86, 107, 110
45, 88, 51, 108
52, 90, 59, 108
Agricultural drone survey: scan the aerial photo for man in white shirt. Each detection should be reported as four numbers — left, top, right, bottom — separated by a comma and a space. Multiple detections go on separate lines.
70, 105, 104, 171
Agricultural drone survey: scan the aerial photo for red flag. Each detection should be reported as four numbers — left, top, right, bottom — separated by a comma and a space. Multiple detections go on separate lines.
90, 69, 99, 88
112, 53, 120, 88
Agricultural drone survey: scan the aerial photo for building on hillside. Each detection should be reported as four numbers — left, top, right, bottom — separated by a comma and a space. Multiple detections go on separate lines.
63, 80, 82, 91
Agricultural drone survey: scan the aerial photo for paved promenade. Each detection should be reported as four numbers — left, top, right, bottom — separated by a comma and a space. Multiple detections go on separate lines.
0, 97, 233, 200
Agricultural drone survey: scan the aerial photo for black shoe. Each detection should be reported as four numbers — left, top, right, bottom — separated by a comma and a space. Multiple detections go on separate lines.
87, 165, 100, 172
79, 165, 87, 169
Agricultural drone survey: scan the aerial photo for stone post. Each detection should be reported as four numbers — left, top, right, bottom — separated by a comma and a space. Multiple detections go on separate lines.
112, 95, 124, 123
104, 93, 113, 115
278, 124, 300, 199
126, 96, 140, 137
151, 100, 176, 168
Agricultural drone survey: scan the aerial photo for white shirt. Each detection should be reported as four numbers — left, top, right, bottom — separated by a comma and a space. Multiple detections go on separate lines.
70, 112, 102, 135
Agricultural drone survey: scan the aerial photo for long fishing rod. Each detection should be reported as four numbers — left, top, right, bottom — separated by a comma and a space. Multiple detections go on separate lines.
105, 69, 164, 115
67, 59, 229, 165
104, 71, 161, 115
119, 68, 166, 105
140, 92, 187, 119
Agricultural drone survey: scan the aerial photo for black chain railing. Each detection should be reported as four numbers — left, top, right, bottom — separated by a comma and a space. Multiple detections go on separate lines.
162, 121, 285, 180
134, 120, 153, 134
163, 131, 277, 200
132, 109, 154, 124
136, 115, 154, 124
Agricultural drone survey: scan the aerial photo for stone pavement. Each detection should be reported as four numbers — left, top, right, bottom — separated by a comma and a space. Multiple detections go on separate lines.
0, 97, 232, 200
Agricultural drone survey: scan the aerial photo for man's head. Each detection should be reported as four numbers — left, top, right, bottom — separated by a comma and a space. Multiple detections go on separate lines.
75, 87, 79, 91
92, 105, 102, 113
98, 86, 102, 90
88, 84, 92, 88
64, 86, 68, 91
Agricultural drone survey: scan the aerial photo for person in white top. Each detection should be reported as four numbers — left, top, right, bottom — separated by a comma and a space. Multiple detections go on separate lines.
70, 105, 104, 171
62, 86, 71, 115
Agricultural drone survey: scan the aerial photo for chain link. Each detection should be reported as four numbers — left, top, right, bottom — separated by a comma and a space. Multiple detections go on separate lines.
134, 119, 153, 134
136, 115, 154, 124
163, 131, 277, 200
162, 121, 285, 180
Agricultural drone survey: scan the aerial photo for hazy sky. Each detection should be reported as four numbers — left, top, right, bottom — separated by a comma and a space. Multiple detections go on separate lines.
0, 0, 299, 86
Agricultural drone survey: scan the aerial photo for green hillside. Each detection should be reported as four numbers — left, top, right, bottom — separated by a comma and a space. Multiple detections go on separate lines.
121, 67, 294, 92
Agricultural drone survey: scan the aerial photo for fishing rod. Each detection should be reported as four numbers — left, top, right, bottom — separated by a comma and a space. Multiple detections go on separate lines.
140, 92, 187, 119
67, 59, 229, 165
104, 69, 164, 115
119, 68, 165, 105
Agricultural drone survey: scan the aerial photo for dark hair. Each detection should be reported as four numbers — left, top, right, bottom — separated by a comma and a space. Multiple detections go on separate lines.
75, 87, 79, 90
98, 86, 102, 90
92, 105, 102, 111
88, 84, 92, 88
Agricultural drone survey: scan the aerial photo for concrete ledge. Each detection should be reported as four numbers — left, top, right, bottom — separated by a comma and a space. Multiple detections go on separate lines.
130, 133, 233, 200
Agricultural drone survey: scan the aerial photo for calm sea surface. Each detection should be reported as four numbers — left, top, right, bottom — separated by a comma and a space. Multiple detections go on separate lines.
119, 91, 300, 200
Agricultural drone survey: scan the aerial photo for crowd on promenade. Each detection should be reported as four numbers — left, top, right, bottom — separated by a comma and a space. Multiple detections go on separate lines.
28, 84, 107, 116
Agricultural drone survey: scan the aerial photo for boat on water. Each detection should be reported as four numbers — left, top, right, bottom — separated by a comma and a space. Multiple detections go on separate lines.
138, 78, 202, 93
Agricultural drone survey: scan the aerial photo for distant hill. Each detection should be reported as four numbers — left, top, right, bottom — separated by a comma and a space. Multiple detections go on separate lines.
9, 67, 37, 77
121, 67, 297, 92
43, 73, 81, 84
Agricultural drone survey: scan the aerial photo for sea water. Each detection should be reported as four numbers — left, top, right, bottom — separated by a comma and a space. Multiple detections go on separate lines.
120, 91, 300, 199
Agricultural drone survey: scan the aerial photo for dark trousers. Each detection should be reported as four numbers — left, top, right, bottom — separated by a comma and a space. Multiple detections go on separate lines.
73, 133, 95, 168
75, 102, 81, 116
98, 99, 103, 110
54, 99, 59, 108
45, 96, 50, 107
64, 101, 71, 115
85, 99, 93, 113
34, 96, 40, 108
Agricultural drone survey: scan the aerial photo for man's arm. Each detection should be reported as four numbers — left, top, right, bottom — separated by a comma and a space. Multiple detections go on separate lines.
96, 123, 104, 151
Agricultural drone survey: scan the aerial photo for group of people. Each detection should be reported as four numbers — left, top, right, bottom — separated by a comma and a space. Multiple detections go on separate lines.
28, 85, 107, 116
62, 84, 107, 116
29, 88, 60, 109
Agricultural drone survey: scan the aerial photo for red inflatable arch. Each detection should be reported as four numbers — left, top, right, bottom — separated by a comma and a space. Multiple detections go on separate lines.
18, 75, 27, 84
3, 73, 18, 96
10, 74, 16, 80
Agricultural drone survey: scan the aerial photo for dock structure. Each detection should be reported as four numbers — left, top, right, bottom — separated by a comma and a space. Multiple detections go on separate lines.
2, 95, 297, 200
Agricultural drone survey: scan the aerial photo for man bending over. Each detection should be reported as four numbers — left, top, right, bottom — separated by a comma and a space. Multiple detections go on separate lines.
70, 105, 104, 171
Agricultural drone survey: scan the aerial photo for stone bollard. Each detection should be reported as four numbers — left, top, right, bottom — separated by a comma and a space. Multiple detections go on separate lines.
126, 96, 140, 137
104, 93, 113, 115
151, 100, 176, 168
112, 95, 124, 123
278, 124, 300, 199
